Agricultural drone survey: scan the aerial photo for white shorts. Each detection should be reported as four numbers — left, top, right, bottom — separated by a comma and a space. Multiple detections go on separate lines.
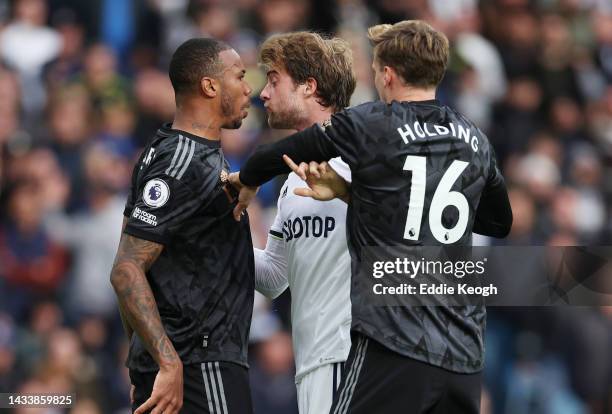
296, 362, 344, 414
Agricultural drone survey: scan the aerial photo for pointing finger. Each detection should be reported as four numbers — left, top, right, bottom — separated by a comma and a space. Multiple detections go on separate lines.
283, 155, 305, 179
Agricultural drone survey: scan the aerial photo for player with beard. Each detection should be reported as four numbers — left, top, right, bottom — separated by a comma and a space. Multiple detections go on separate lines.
232, 21, 512, 413
252, 32, 356, 414
110, 38, 254, 414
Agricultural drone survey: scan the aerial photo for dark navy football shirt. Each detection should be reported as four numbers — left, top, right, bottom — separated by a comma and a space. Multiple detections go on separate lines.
240, 100, 512, 373
124, 124, 254, 372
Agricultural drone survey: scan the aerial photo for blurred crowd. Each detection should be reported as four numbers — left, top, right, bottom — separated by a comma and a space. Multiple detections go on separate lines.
0, 0, 610, 412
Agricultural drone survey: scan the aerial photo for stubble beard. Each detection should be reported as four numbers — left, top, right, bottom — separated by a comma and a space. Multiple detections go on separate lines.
267, 101, 306, 130
221, 90, 242, 129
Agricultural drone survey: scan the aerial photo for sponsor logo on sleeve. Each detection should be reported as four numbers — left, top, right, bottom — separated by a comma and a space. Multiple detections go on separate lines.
143, 179, 169, 208
132, 207, 158, 226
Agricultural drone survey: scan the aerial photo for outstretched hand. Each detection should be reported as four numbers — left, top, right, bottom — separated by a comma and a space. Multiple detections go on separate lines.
229, 172, 259, 221
283, 155, 350, 202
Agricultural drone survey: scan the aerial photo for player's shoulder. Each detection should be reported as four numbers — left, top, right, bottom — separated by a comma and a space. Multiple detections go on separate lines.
445, 106, 492, 142
341, 101, 387, 119
329, 101, 389, 133
444, 106, 496, 164
147, 126, 223, 179
139, 126, 227, 200
443, 106, 481, 132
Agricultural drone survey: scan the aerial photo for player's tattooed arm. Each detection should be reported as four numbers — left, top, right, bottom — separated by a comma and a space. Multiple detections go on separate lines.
116, 217, 135, 341
110, 233, 179, 367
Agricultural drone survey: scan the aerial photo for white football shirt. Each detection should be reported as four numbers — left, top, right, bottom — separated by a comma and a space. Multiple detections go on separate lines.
256, 158, 352, 381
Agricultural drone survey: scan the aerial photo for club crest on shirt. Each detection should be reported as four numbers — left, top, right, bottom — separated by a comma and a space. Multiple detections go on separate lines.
320, 118, 332, 131
143, 179, 169, 208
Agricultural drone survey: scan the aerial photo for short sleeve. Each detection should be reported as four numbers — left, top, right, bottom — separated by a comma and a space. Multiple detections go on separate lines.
123, 149, 147, 217
123, 190, 135, 218
124, 173, 202, 244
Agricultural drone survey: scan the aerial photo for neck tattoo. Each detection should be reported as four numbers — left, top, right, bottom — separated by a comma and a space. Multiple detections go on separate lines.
192, 122, 215, 131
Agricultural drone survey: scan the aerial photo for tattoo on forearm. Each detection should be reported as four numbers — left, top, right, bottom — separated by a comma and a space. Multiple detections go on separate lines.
118, 303, 134, 340
111, 234, 178, 365
117, 218, 134, 339
114, 234, 162, 271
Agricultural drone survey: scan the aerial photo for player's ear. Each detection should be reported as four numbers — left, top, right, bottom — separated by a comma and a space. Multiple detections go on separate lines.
303, 77, 318, 98
383, 66, 393, 87
201, 77, 218, 98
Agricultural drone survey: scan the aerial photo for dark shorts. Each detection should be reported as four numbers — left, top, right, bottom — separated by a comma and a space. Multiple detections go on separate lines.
130, 362, 253, 414
330, 333, 482, 414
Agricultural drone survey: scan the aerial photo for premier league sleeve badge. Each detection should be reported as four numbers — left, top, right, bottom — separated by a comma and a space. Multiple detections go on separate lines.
143, 179, 170, 208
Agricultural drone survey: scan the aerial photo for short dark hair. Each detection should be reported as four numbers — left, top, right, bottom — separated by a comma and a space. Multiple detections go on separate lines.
368, 21, 449, 88
169, 38, 232, 96
259, 32, 356, 111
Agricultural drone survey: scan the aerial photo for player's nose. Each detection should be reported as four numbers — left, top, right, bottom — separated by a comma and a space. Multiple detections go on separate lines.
260, 84, 270, 101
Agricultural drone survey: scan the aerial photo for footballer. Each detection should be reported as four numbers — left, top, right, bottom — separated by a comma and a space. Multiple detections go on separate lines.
233, 21, 512, 414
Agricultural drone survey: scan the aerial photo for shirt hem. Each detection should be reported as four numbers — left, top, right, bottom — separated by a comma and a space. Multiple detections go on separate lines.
351, 318, 484, 374
127, 356, 249, 373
